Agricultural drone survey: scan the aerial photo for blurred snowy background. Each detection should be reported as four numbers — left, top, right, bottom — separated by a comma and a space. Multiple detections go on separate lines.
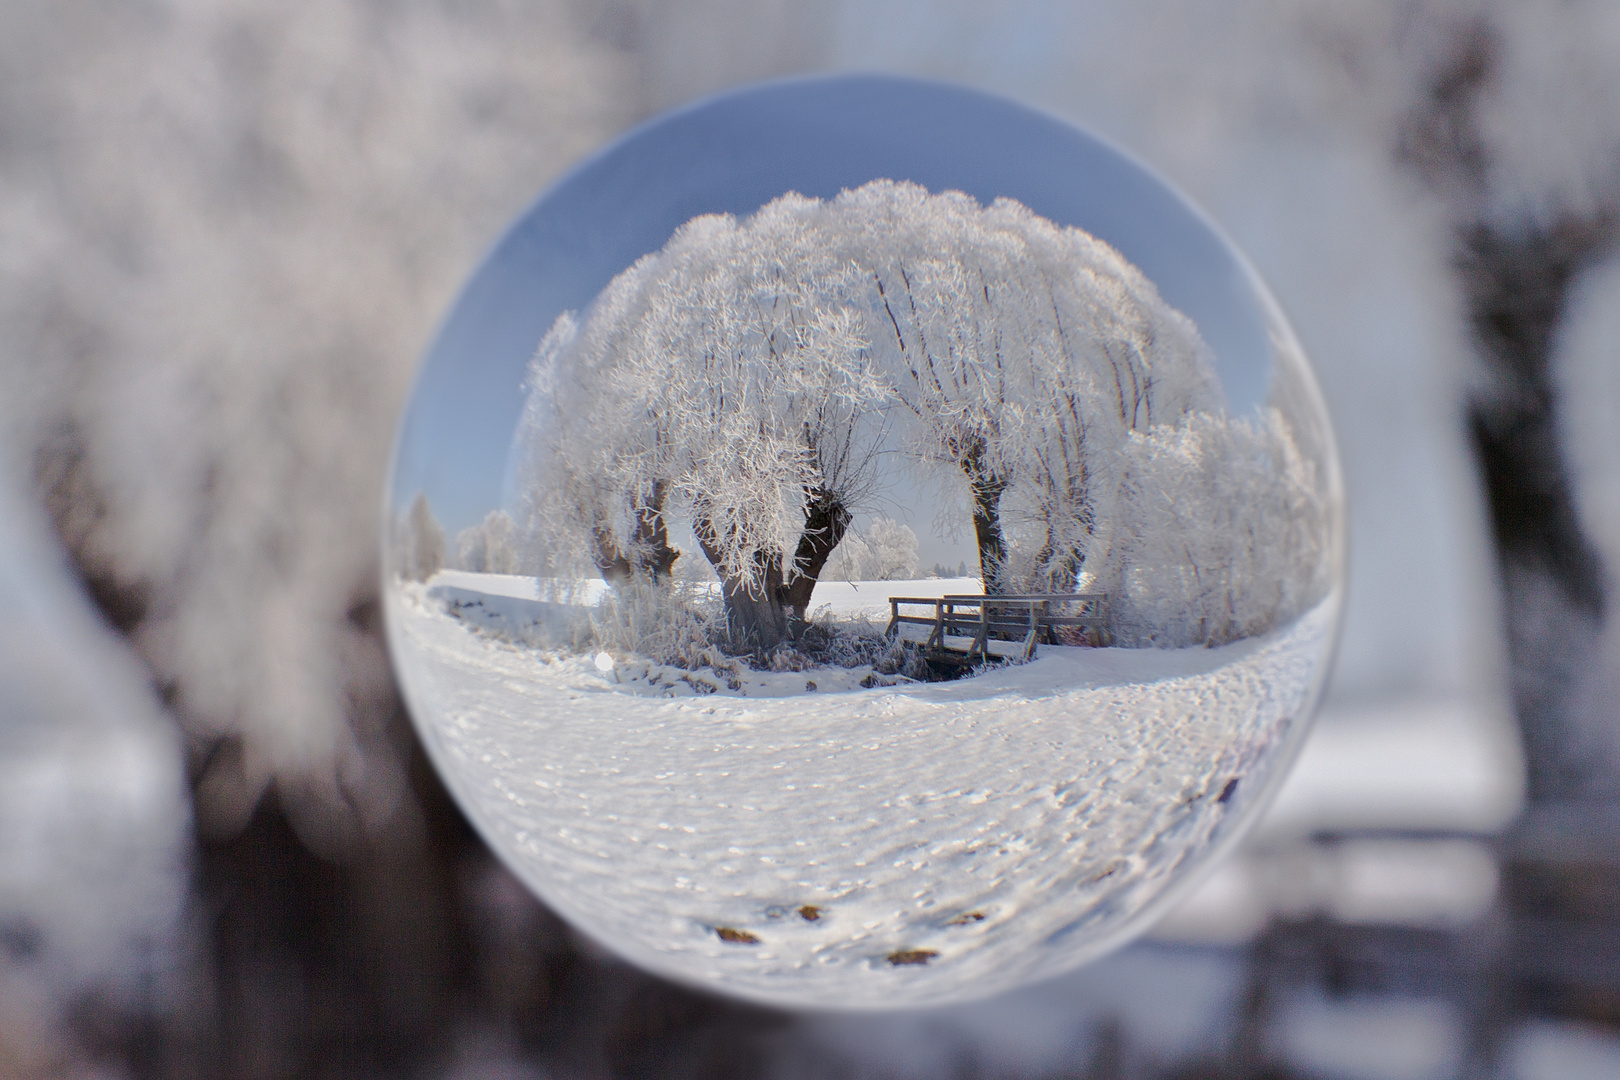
3, 0, 1620, 1076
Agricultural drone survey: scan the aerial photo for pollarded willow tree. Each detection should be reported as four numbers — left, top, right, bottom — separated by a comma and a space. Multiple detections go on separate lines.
516, 181, 1241, 651
518, 200, 889, 648
818, 183, 1222, 592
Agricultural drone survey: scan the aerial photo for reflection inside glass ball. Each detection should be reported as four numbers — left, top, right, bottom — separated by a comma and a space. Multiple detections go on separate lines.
385, 80, 1340, 1010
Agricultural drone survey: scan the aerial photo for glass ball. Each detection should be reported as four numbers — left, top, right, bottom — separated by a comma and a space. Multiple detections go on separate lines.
384, 75, 1343, 1010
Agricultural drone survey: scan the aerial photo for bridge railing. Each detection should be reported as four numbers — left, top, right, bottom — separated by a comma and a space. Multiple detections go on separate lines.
885, 593, 1109, 663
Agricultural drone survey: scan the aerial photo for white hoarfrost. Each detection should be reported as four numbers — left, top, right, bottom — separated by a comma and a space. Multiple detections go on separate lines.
825, 518, 921, 582
396, 492, 447, 584
1095, 409, 1335, 647
514, 181, 1331, 649
390, 571, 1334, 1008
455, 509, 525, 575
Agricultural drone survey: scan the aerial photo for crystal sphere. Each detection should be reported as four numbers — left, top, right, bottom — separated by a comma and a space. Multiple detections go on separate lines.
384, 75, 1343, 1010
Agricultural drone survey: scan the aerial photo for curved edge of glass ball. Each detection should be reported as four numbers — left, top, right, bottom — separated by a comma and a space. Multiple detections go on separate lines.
380, 72, 1346, 1011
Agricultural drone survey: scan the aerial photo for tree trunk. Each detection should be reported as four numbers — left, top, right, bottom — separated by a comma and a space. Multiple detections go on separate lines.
630, 480, 679, 582
780, 494, 852, 626
591, 480, 680, 586
1031, 516, 1088, 595
1461, 221, 1610, 802
970, 473, 1010, 594
694, 514, 791, 652
960, 438, 1011, 594
720, 576, 790, 653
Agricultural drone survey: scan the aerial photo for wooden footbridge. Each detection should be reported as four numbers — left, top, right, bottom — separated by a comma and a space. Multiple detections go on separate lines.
884, 593, 1109, 668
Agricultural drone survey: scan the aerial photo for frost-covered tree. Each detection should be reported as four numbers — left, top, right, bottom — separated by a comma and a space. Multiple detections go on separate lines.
867, 517, 921, 580
519, 310, 682, 588
455, 509, 523, 574
825, 517, 920, 581
1078, 408, 1332, 647
517, 181, 1230, 649
396, 492, 446, 583
821, 183, 1223, 592
518, 197, 889, 648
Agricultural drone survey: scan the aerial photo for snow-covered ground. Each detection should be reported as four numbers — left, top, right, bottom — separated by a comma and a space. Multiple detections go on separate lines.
389, 571, 1335, 1008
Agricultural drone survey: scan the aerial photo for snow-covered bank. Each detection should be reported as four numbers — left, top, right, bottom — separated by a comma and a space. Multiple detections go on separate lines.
390, 575, 1334, 1008
802, 576, 984, 620
429, 570, 981, 619
420, 571, 985, 663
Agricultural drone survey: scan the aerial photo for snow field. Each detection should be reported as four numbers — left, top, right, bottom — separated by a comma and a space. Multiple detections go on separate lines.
390, 574, 1334, 1007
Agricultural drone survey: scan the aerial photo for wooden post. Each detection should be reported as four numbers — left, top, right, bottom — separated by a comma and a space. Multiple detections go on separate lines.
925, 600, 944, 651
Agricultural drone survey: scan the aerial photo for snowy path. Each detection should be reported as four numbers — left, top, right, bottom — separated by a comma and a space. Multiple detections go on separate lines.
390, 578, 1333, 1007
